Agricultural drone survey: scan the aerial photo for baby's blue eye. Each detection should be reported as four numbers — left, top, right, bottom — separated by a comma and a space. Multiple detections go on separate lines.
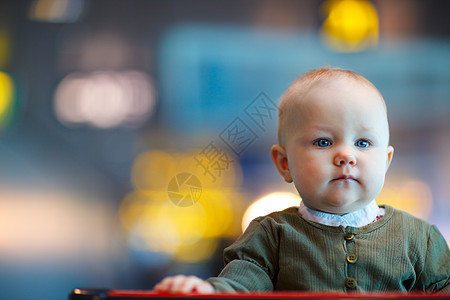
355, 139, 370, 148
314, 138, 331, 147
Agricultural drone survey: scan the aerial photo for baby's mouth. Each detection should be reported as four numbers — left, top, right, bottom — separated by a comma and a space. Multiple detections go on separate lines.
332, 175, 359, 183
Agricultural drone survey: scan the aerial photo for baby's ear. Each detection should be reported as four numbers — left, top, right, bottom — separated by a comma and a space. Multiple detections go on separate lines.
385, 145, 394, 171
271, 145, 293, 183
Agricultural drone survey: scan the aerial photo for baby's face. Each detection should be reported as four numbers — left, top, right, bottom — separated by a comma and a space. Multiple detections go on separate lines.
275, 77, 394, 214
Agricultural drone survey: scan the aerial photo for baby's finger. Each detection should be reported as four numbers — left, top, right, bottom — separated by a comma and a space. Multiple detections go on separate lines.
167, 275, 188, 292
153, 276, 180, 291
175, 276, 202, 292
193, 281, 215, 294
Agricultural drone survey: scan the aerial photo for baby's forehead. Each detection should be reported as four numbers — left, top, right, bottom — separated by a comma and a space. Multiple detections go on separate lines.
278, 74, 389, 145
282, 76, 385, 111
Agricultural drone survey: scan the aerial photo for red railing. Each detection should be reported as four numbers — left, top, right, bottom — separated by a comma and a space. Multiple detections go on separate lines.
70, 289, 449, 300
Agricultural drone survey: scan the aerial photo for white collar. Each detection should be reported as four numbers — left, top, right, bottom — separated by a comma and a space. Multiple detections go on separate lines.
298, 200, 380, 227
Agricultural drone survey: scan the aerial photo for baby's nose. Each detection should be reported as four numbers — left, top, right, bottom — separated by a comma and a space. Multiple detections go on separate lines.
334, 150, 356, 166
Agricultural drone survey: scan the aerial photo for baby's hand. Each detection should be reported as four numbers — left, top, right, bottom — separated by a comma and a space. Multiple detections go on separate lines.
153, 275, 215, 293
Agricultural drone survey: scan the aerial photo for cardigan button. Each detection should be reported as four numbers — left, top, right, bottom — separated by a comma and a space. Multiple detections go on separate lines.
344, 233, 355, 241
345, 277, 357, 288
346, 254, 357, 263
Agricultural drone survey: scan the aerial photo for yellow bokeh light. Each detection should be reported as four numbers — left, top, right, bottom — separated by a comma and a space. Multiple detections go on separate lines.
174, 238, 219, 263
131, 150, 178, 191
0, 71, 14, 129
119, 189, 166, 232
241, 192, 300, 232
131, 148, 242, 194
197, 189, 234, 238
321, 0, 379, 52
122, 148, 245, 262
377, 180, 433, 220
119, 190, 235, 262
176, 149, 243, 189
156, 201, 208, 247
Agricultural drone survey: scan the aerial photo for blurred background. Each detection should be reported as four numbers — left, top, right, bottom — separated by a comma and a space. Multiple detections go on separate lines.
0, 0, 449, 299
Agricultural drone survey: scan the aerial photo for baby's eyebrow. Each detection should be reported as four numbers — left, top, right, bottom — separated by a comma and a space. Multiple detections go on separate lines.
298, 126, 333, 140
309, 125, 334, 132
358, 124, 376, 130
305, 125, 382, 141
357, 126, 380, 135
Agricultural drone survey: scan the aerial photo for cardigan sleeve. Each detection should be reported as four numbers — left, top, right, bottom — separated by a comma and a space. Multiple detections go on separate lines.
416, 225, 450, 293
206, 218, 278, 292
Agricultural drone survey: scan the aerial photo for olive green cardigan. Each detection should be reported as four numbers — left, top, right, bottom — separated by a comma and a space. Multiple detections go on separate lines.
206, 205, 449, 292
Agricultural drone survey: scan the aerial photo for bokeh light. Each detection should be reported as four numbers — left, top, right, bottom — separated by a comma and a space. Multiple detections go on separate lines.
241, 192, 300, 232
131, 149, 242, 192
0, 71, 14, 130
131, 150, 178, 191
321, 0, 379, 52
0, 187, 113, 262
54, 70, 156, 129
28, 0, 85, 23
120, 189, 237, 263
176, 149, 243, 189
377, 180, 433, 220
121, 149, 243, 263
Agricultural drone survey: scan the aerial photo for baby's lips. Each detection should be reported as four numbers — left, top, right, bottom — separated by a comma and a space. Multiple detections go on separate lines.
332, 174, 358, 182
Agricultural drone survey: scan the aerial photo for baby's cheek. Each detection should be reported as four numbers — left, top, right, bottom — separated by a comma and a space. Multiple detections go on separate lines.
362, 164, 386, 195
295, 173, 320, 197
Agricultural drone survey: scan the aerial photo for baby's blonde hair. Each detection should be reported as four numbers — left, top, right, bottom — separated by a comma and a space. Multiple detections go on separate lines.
277, 67, 385, 146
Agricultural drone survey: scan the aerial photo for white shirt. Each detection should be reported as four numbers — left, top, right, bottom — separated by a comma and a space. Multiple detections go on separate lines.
298, 200, 385, 227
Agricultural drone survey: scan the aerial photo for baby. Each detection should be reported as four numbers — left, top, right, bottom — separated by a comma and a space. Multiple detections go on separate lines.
154, 67, 450, 293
